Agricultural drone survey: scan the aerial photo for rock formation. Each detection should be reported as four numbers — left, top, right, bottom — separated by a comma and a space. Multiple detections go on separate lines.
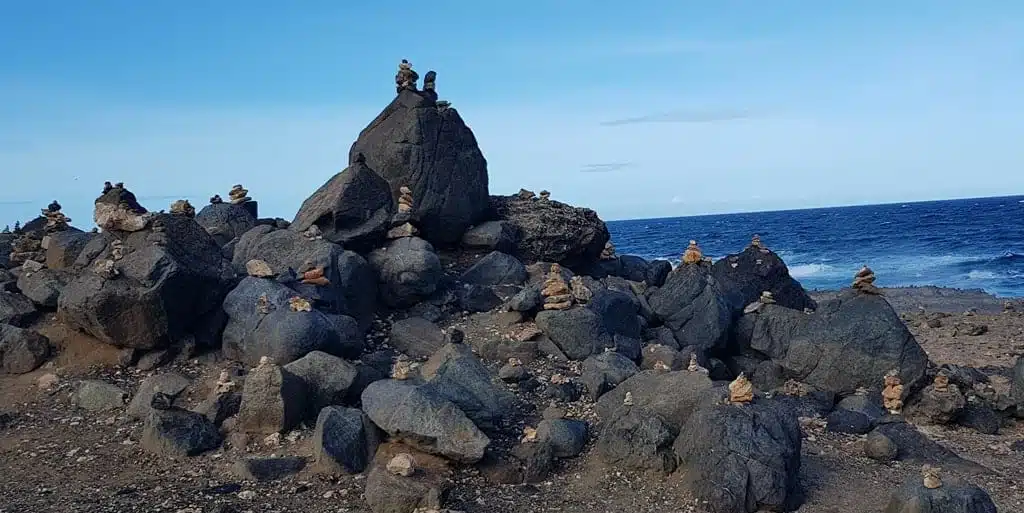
387, 453, 416, 477
229, 184, 251, 205
489, 193, 609, 267
397, 186, 414, 214
749, 234, 765, 250
921, 464, 942, 489
759, 291, 776, 304
93, 182, 150, 232
569, 275, 592, 304
395, 59, 419, 93
853, 266, 881, 294
42, 201, 71, 232
209, 194, 223, 204
687, 353, 709, 375
541, 264, 573, 310
728, 373, 754, 404
600, 241, 616, 260
882, 370, 904, 414
539, 190, 551, 201
423, 70, 437, 98
682, 240, 703, 265
169, 199, 195, 218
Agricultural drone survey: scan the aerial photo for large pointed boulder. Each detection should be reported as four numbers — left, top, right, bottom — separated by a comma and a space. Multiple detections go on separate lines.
290, 159, 394, 251
349, 89, 489, 245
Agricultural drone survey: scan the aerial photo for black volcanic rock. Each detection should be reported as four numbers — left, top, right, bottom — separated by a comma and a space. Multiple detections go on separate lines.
712, 246, 816, 315
349, 89, 489, 245
290, 159, 394, 251
490, 194, 610, 268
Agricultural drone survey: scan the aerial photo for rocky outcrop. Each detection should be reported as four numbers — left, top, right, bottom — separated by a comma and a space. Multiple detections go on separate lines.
368, 237, 443, 308
58, 213, 234, 350
648, 265, 733, 351
461, 220, 515, 253
489, 193, 609, 268
290, 159, 394, 251
195, 202, 256, 246
349, 89, 489, 245
711, 245, 816, 314
739, 290, 929, 396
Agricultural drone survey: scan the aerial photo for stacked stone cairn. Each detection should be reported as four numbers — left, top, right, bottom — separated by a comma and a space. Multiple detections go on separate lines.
852, 266, 881, 294
882, 370, 904, 414
682, 239, 703, 265
169, 199, 195, 218
541, 264, 573, 310
600, 241, 616, 260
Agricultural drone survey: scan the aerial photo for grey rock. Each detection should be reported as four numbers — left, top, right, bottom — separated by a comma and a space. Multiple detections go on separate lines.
195, 203, 256, 247
461, 251, 527, 286
581, 351, 640, 401
640, 344, 686, 371
361, 379, 490, 463
368, 237, 443, 308
537, 418, 587, 458
512, 440, 554, 483
712, 246, 816, 315
673, 401, 802, 513
873, 422, 989, 473
236, 363, 307, 434
127, 372, 191, 420
884, 478, 996, 513
508, 286, 542, 312
498, 363, 528, 383
0, 292, 36, 327
135, 349, 174, 371
916, 384, 967, 425
535, 307, 612, 361
284, 351, 359, 416
74, 380, 127, 411
456, 284, 502, 313
461, 221, 515, 253
389, 317, 447, 359
958, 404, 1000, 435
836, 394, 886, 424
364, 455, 448, 513
587, 288, 641, 340
865, 429, 898, 462
313, 406, 381, 474
16, 268, 69, 308
421, 343, 515, 430
0, 324, 50, 374
596, 370, 713, 433
195, 391, 242, 426
489, 193, 609, 267
596, 406, 676, 473
45, 230, 95, 270
826, 408, 874, 434
232, 456, 306, 482
141, 408, 222, 457
648, 265, 732, 351
290, 159, 393, 251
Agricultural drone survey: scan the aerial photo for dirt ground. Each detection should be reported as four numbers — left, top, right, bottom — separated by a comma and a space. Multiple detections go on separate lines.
1, 292, 1023, 513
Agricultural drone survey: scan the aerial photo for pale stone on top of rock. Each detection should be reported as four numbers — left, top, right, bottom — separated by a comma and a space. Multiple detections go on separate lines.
229, 184, 252, 205
852, 265, 882, 295
245, 259, 275, 278
922, 464, 942, 489
759, 291, 776, 304
682, 240, 703, 265
387, 453, 417, 477
540, 264, 573, 311
728, 373, 754, 404
300, 267, 330, 286
882, 370, 904, 414
288, 296, 312, 312
600, 241, 616, 260
169, 199, 195, 218
398, 186, 415, 214
687, 353, 708, 375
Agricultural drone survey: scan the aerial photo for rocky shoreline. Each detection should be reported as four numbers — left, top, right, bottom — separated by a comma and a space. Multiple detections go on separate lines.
1, 63, 1020, 513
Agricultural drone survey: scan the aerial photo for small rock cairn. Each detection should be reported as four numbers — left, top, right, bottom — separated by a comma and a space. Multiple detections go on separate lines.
882, 370, 904, 414
687, 353, 709, 375
395, 59, 419, 93
288, 296, 312, 312
229, 184, 251, 205
42, 200, 71, 232
682, 240, 703, 265
852, 266, 881, 295
397, 186, 414, 214
301, 267, 330, 286
728, 373, 754, 404
541, 264, 573, 310
922, 464, 942, 489
569, 275, 592, 304
600, 241, 616, 261
749, 233, 768, 251
209, 194, 223, 204
539, 190, 551, 201
169, 199, 195, 218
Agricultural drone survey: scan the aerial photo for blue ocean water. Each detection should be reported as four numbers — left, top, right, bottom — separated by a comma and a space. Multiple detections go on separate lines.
608, 195, 1024, 297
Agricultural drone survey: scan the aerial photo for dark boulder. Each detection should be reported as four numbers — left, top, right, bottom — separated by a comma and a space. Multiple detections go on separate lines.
581, 351, 639, 401
232, 456, 306, 482
456, 284, 502, 313
744, 291, 929, 396
508, 286, 542, 312
461, 251, 527, 286
1011, 356, 1024, 409
350, 89, 489, 245
421, 343, 515, 430
368, 237, 442, 308
958, 404, 1000, 435
16, 268, 69, 308
712, 246, 816, 315
361, 379, 490, 463
290, 160, 394, 251
0, 233, 12, 269
461, 221, 515, 253
884, 478, 997, 513
312, 406, 381, 474
596, 370, 714, 433
535, 307, 612, 361
872, 422, 989, 473
0, 324, 50, 374
587, 288, 641, 340
536, 418, 587, 459
195, 203, 256, 247
865, 429, 898, 462
283, 351, 359, 416
596, 406, 677, 473
364, 450, 450, 513
826, 408, 874, 435
389, 317, 447, 359
222, 277, 363, 365
0, 292, 36, 327
673, 401, 802, 513
45, 230, 95, 270
58, 214, 234, 350
141, 408, 222, 457
648, 265, 732, 351
489, 194, 609, 267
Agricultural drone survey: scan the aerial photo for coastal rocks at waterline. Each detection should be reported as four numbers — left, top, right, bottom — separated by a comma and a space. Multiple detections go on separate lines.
711, 242, 816, 314
361, 379, 490, 463
490, 192, 610, 267
289, 158, 394, 251
350, 88, 489, 245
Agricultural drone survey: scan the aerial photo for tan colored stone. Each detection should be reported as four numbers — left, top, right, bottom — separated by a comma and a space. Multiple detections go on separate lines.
300, 267, 330, 286
882, 370, 904, 414
387, 453, 417, 477
255, 293, 273, 314
600, 241, 616, 260
759, 291, 776, 304
922, 465, 942, 489
169, 199, 195, 217
570, 276, 592, 304
245, 259, 275, 278
682, 240, 703, 265
687, 353, 709, 375
288, 296, 312, 312
728, 373, 754, 404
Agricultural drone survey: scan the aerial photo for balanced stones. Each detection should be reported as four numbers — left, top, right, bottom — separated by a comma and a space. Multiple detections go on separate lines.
932, 370, 950, 393
228, 185, 251, 205
395, 59, 419, 93
687, 353, 709, 375
682, 240, 703, 265
209, 194, 223, 205
42, 201, 71, 232
397, 186, 414, 214
882, 370, 904, 414
423, 70, 437, 93
922, 465, 942, 489
102, 181, 114, 194
169, 199, 195, 218
759, 291, 776, 305
517, 189, 536, 200
852, 266, 881, 294
300, 267, 330, 286
728, 373, 754, 404
541, 264, 573, 310
539, 190, 551, 201
288, 296, 312, 313
600, 241, 616, 261
749, 233, 768, 251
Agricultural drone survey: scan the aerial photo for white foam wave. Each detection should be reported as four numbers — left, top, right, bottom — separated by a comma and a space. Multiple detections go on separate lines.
788, 263, 834, 278
967, 270, 999, 280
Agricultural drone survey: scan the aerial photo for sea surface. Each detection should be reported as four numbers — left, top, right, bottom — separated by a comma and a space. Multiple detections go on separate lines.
607, 195, 1024, 297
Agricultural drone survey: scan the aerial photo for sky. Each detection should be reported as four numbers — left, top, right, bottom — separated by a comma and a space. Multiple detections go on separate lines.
1, 1, 1023, 226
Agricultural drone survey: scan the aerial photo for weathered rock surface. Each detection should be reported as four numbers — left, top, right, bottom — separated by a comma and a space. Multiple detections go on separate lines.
195, 203, 257, 246
236, 362, 307, 434
712, 246, 816, 314
884, 478, 997, 513
648, 265, 733, 351
461, 251, 527, 286
361, 379, 490, 463
350, 89, 489, 245
368, 237, 443, 308
461, 221, 515, 253
73, 380, 127, 411
596, 370, 714, 432
142, 408, 222, 457
742, 291, 929, 396
0, 324, 49, 374
16, 268, 69, 308
290, 159, 394, 250
420, 343, 515, 430
536, 418, 587, 459
364, 449, 450, 513
233, 456, 306, 482
45, 230, 94, 270
389, 317, 448, 359
283, 351, 359, 416
535, 307, 612, 361
489, 194, 609, 267
673, 401, 803, 513
596, 406, 677, 473
581, 351, 639, 401
313, 406, 381, 474
127, 372, 191, 420
0, 292, 36, 327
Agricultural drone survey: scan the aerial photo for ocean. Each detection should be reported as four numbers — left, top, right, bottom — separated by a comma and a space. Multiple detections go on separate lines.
607, 195, 1024, 297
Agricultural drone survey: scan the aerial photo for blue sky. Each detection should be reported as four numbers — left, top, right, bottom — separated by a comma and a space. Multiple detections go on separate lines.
1, 1, 1023, 226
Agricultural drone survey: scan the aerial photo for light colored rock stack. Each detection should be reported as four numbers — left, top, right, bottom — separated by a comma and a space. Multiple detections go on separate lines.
569, 275, 592, 304
687, 353, 709, 375
728, 373, 754, 404
229, 184, 251, 205
288, 296, 312, 312
541, 264, 573, 310
398, 186, 414, 214
169, 199, 195, 218
42, 201, 71, 232
682, 240, 703, 265
749, 234, 766, 250
922, 465, 942, 489
539, 190, 551, 201
852, 266, 881, 294
300, 267, 330, 286
882, 370, 904, 414
600, 241, 616, 260
759, 291, 776, 304
395, 59, 419, 92
209, 194, 223, 204
245, 259, 275, 278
